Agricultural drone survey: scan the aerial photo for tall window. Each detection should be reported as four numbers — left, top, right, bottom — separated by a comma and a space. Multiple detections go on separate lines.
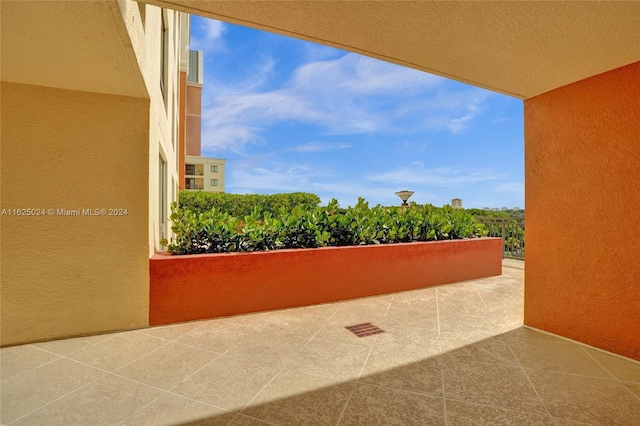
159, 156, 166, 240
160, 11, 168, 99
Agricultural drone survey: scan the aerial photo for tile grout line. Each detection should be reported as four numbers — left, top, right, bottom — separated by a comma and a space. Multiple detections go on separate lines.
115, 348, 234, 425
439, 342, 449, 426
443, 396, 596, 424
506, 344, 553, 418
335, 333, 380, 425
229, 312, 338, 423
5, 371, 110, 425
2, 333, 122, 383
475, 289, 489, 309
435, 288, 442, 338
578, 345, 640, 403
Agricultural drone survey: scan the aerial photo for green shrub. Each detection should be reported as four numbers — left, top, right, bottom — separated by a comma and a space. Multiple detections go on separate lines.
161, 198, 488, 255
179, 191, 321, 217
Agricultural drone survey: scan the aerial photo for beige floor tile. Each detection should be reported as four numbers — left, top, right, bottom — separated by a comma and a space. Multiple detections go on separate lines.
379, 305, 439, 329
121, 392, 237, 425
443, 361, 547, 414
201, 314, 270, 333
229, 414, 280, 425
390, 287, 437, 306
30, 333, 114, 357
115, 342, 219, 390
582, 346, 640, 383
312, 322, 378, 348
624, 381, 640, 399
286, 338, 371, 380
339, 384, 445, 426
527, 369, 640, 425
242, 369, 354, 426
328, 307, 388, 328
437, 286, 486, 300
224, 331, 308, 368
12, 374, 163, 426
136, 321, 205, 341
446, 400, 558, 425
510, 340, 611, 378
261, 312, 327, 339
494, 327, 571, 345
440, 336, 518, 366
176, 325, 254, 353
372, 326, 440, 357
0, 345, 60, 381
439, 311, 497, 334
437, 330, 499, 352
359, 348, 442, 396
172, 354, 281, 411
67, 332, 166, 371
0, 358, 106, 424
334, 295, 392, 311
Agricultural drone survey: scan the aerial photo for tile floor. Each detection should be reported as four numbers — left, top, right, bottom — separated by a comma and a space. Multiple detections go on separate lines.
2, 260, 640, 425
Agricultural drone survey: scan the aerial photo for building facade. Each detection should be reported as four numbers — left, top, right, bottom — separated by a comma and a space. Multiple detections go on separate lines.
180, 47, 227, 192
185, 155, 227, 192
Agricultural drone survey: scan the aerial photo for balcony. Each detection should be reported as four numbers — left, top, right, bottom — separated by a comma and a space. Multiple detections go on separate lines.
184, 184, 203, 190
185, 167, 204, 176
2, 259, 638, 424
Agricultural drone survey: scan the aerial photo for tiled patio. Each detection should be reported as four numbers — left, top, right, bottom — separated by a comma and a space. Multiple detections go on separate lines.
2, 260, 639, 425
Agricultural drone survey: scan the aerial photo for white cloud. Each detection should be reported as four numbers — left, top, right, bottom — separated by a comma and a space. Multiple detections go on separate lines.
290, 142, 351, 153
190, 18, 226, 51
495, 182, 524, 193
367, 166, 502, 186
201, 52, 495, 152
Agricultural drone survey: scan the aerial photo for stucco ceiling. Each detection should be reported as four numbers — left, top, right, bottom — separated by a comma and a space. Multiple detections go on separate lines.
1, 1, 147, 98
144, 0, 640, 99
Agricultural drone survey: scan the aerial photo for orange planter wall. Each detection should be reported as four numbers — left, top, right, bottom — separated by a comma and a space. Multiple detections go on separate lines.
525, 61, 640, 361
150, 238, 502, 326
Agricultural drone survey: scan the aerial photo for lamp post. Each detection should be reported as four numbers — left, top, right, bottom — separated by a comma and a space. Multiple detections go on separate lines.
395, 190, 414, 207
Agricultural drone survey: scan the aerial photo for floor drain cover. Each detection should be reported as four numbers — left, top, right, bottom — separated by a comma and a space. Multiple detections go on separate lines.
345, 322, 385, 338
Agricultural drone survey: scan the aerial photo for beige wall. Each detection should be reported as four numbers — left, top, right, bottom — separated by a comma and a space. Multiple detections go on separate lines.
0, 82, 151, 345
117, 0, 182, 253
0, 0, 186, 345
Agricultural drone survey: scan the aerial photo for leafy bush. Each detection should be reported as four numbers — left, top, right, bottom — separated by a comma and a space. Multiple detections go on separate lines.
179, 191, 321, 217
161, 198, 488, 255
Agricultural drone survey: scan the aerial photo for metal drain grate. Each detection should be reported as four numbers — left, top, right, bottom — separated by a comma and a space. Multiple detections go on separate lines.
344, 322, 385, 338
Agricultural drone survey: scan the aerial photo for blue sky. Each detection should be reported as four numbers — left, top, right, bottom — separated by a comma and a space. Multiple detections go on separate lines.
190, 16, 524, 209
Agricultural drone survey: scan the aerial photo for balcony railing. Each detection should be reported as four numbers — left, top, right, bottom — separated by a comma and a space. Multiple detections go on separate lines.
185, 169, 204, 176
185, 185, 203, 190
475, 217, 525, 260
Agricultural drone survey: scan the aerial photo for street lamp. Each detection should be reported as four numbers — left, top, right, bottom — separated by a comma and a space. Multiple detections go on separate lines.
395, 190, 414, 207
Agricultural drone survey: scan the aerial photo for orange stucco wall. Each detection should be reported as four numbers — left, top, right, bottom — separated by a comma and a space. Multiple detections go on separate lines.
524, 62, 640, 361
185, 84, 202, 156
150, 238, 502, 326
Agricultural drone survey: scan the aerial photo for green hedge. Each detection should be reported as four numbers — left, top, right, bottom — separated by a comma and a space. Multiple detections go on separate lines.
179, 191, 321, 217
162, 198, 487, 255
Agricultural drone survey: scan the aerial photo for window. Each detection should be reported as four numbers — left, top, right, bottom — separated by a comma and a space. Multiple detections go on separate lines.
211, 179, 218, 187
185, 165, 195, 175
160, 11, 168, 100
211, 165, 218, 173
159, 156, 166, 240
